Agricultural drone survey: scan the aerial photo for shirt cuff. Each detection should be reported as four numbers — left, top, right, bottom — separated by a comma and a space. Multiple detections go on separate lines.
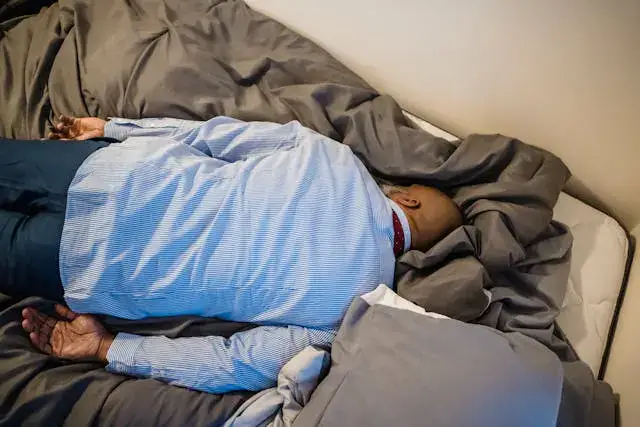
106, 332, 146, 374
104, 120, 135, 141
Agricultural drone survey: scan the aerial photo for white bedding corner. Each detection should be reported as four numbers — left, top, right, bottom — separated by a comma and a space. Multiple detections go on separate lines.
553, 192, 629, 375
403, 111, 630, 375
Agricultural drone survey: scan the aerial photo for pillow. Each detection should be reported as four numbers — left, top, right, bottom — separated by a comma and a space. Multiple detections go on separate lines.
294, 287, 563, 427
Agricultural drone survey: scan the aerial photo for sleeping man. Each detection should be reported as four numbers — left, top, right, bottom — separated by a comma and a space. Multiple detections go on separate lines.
3, 115, 462, 393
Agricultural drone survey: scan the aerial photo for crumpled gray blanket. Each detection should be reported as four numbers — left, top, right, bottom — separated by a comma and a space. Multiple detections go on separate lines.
226, 285, 565, 427
0, 0, 615, 426
295, 285, 564, 427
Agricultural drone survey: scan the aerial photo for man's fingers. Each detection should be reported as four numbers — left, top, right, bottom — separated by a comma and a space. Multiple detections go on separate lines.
23, 308, 56, 339
22, 308, 42, 335
22, 307, 56, 355
33, 311, 51, 337
43, 342, 53, 355
33, 309, 51, 325
51, 115, 77, 139
49, 127, 71, 139
35, 317, 54, 354
55, 304, 78, 321
21, 307, 33, 321
38, 327, 52, 352
22, 318, 34, 333
39, 317, 55, 337
29, 331, 49, 354
59, 115, 75, 126
38, 328, 47, 347
45, 316, 56, 328
29, 332, 39, 348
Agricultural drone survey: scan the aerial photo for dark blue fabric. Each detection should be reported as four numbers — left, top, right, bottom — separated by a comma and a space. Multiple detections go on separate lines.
0, 138, 110, 301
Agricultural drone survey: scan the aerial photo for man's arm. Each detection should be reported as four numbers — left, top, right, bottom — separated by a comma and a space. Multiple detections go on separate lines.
53, 115, 304, 161
49, 115, 223, 143
102, 117, 216, 141
106, 326, 335, 393
21, 305, 335, 393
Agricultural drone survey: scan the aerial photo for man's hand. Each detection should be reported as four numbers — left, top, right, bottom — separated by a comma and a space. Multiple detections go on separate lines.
21, 304, 114, 363
48, 115, 106, 140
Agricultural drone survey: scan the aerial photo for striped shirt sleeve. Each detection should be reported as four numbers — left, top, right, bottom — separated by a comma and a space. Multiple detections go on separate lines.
104, 117, 208, 141
103, 116, 302, 161
105, 326, 336, 393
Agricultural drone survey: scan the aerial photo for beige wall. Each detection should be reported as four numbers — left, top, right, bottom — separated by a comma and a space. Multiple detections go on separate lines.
249, 0, 640, 423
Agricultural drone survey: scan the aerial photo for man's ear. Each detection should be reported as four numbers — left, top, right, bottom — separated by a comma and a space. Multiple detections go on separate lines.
392, 193, 421, 209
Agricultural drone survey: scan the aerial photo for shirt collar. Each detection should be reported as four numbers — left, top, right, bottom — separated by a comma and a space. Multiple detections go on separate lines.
388, 199, 411, 253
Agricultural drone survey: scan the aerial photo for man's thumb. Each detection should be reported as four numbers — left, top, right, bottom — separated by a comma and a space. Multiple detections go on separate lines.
55, 304, 79, 320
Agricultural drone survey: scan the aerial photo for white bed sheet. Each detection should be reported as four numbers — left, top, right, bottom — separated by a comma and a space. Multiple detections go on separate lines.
403, 112, 629, 375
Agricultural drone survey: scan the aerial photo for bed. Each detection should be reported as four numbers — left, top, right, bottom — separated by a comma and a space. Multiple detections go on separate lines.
0, 1, 627, 426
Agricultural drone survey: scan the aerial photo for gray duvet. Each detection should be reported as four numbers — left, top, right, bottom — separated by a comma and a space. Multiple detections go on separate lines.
0, 0, 615, 426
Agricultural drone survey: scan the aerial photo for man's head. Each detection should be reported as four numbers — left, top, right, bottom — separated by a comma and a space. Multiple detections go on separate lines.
382, 184, 463, 252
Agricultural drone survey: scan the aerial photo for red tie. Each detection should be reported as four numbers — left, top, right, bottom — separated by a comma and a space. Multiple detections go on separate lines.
392, 211, 405, 257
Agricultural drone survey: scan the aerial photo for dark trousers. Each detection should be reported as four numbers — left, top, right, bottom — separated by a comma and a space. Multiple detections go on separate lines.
0, 138, 111, 301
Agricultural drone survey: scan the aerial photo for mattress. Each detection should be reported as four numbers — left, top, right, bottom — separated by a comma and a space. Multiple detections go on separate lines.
553, 192, 630, 377
403, 111, 631, 377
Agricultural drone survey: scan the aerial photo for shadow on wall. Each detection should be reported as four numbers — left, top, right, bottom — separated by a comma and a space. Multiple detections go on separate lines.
565, 176, 622, 226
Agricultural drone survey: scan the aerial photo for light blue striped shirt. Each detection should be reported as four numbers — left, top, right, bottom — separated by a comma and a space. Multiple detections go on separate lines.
59, 117, 409, 393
